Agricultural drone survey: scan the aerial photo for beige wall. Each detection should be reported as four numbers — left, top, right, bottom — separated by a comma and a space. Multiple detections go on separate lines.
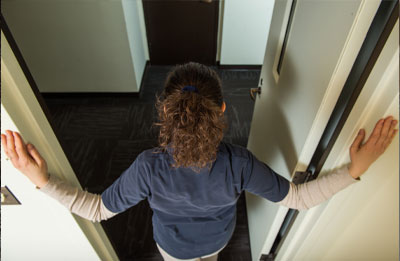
2, 0, 147, 92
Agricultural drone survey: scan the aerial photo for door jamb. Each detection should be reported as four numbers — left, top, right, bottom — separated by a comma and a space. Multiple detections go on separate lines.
1, 19, 119, 261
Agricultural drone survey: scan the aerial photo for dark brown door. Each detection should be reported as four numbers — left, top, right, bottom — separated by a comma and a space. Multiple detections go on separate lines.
142, 0, 219, 65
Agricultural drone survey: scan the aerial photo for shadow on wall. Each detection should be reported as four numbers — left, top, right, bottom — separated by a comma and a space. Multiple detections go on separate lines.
250, 53, 298, 176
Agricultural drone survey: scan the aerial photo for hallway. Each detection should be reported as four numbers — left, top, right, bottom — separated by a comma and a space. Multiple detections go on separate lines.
43, 65, 260, 260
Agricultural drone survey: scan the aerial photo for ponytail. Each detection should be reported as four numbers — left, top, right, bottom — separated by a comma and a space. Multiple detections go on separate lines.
153, 62, 228, 172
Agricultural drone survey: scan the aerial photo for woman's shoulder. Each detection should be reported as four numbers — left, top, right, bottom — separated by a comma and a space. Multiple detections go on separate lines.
129, 147, 171, 173
218, 141, 251, 160
137, 146, 167, 160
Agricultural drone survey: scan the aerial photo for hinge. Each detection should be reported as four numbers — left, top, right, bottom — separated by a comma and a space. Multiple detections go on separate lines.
250, 87, 261, 101
260, 253, 275, 261
1, 186, 21, 205
292, 170, 312, 185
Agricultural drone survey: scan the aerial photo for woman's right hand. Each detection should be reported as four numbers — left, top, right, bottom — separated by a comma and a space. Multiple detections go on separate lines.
1, 130, 49, 188
348, 116, 398, 179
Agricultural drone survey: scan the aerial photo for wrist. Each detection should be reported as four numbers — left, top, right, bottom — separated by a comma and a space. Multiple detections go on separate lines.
36, 173, 50, 189
348, 164, 363, 179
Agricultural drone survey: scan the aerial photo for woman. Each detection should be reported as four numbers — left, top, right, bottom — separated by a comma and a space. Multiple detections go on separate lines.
1, 62, 398, 261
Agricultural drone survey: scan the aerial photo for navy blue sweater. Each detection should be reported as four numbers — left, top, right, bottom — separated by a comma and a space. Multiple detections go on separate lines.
101, 142, 290, 259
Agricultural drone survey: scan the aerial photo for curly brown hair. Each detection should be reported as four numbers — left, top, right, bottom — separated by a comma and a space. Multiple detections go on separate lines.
153, 62, 228, 172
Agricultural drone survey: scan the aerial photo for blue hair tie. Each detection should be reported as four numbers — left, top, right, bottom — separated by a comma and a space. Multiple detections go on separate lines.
182, 85, 198, 93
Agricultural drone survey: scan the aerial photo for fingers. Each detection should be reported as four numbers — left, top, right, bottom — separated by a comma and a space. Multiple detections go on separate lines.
376, 116, 394, 147
386, 118, 398, 139
383, 119, 398, 149
6, 130, 19, 162
1, 134, 8, 156
13, 132, 30, 162
350, 128, 365, 155
366, 119, 384, 145
27, 143, 44, 166
3, 130, 44, 166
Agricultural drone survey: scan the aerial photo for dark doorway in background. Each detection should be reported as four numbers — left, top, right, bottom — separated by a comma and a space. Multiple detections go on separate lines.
143, 0, 219, 65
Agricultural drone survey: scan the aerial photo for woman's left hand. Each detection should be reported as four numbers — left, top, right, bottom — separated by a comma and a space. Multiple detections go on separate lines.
1, 130, 49, 188
348, 116, 398, 179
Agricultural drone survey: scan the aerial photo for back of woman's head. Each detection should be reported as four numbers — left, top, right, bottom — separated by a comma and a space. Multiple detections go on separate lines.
154, 62, 228, 172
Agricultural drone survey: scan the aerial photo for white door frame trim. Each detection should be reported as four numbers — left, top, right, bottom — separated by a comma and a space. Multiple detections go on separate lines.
1, 30, 119, 261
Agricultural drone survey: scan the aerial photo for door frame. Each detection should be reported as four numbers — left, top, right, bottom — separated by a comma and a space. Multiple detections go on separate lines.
142, 0, 219, 65
1, 26, 119, 261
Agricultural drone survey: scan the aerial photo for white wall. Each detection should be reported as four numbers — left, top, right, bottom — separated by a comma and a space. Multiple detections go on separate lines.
1, 105, 100, 260
2, 0, 147, 92
122, 0, 149, 89
220, 0, 274, 65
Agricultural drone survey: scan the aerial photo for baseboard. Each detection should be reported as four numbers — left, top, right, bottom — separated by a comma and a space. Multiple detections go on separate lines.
217, 61, 262, 69
41, 60, 152, 99
41, 92, 140, 98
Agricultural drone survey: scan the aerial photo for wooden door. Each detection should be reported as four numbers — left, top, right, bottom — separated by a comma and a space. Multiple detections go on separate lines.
142, 0, 219, 65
